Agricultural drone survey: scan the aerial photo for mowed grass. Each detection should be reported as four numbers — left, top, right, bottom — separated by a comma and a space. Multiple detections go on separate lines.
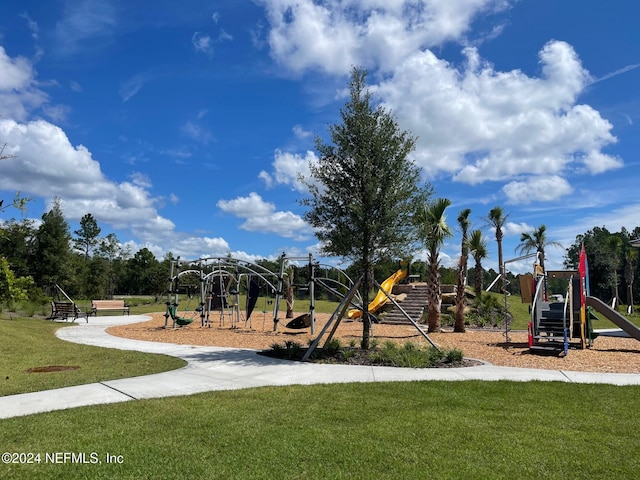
1, 381, 639, 479
0, 316, 186, 396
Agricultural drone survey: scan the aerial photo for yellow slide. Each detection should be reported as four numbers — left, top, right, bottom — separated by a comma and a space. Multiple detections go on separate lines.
347, 268, 408, 319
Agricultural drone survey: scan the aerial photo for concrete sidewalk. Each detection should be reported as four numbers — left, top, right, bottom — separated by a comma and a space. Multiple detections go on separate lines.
2, 315, 640, 419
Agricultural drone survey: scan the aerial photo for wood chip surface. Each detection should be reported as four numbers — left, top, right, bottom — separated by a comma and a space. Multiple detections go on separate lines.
107, 312, 640, 374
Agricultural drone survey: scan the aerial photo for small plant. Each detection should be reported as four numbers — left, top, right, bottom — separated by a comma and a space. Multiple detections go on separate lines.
324, 338, 342, 356
468, 293, 507, 328
444, 348, 464, 363
284, 341, 303, 359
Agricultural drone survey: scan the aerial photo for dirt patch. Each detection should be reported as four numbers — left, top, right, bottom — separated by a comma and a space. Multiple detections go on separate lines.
106, 312, 640, 374
27, 366, 80, 373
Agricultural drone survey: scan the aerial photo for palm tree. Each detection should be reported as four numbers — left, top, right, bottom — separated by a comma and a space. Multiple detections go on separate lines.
416, 198, 452, 332
454, 208, 471, 332
515, 224, 562, 273
516, 224, 562, 301
469, 229, 488, 298
486, 206, 508, 293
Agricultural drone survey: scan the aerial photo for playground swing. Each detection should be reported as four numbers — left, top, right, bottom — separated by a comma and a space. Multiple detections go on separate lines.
168, 303, 194, 326
260, 285, 275, 331
170, 284, 199, 326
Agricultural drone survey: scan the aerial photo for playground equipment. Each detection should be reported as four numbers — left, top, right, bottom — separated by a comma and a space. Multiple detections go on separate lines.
164, 254, 357, 334
525, 244, 640, 355
346, 267, 409, 319
489, 252, 541, 342
302, 272, 439, 361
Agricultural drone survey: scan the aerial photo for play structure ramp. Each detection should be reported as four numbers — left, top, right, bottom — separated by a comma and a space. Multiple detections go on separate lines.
347, 268, 408, 319
586, 296, 640, 341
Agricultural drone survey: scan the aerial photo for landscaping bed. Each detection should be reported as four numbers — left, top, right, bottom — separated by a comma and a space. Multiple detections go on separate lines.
107, 312, 640, 373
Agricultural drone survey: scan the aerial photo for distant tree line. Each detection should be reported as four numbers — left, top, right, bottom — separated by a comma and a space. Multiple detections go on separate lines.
0, 198, 171, 302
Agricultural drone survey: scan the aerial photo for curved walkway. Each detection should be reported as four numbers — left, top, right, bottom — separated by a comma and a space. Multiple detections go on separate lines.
2, 315, 640, 419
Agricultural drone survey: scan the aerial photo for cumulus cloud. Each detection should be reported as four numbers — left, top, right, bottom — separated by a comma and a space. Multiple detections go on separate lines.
503, 221, 534, 237
0, 46, 48, 120
0, 118, 185, 248
375, 41, 618, 185
259, 4, 619, 206
258, 0, 506, 74
259, 149, 317, 191
503, 175, 574, 205
217, 192, 310, 240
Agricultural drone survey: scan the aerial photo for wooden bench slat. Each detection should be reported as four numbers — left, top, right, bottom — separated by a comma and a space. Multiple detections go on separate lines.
50, 301, 89, 323
90, 300, 130, 316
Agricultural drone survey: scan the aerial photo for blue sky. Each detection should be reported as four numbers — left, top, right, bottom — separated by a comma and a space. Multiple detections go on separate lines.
0, 0, 638, 275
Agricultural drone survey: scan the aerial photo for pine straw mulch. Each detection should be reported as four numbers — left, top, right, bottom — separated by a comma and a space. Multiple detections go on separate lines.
106, 312, 640, 374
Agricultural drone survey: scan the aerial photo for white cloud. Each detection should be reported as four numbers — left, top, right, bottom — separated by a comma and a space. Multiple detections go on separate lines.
258, 0, 507, 74
503, 175, 573, 205
0, 46, 48, 121
19, 12, 40, 41
0, 118, 185, 246
217, 192, 275, 217
293, 124, 312, 139
53, 0, 116, 55
192, 32, 213, 55
374, 41, 618, 183
259, 149, 316, 192
119, 74, 147, 102
182, 121, 213, 144
217, 192, 310, 240
503, 221, 534, 237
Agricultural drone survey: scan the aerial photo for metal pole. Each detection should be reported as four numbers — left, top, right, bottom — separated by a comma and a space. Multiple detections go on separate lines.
273, 253, 286, 331
309, 253, 315, 335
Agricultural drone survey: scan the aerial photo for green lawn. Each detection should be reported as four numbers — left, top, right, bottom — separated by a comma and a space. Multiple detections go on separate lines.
1, 381, 639, 479
0, 316, 186, 396
2, 301, 639, 479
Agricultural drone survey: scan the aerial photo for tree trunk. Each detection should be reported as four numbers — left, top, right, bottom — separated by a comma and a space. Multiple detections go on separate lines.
286, 284, 294, 318
454, 254, 467, 332
497, 237, 504, 293
361, 264, 372, 349
427, 261, 441, 332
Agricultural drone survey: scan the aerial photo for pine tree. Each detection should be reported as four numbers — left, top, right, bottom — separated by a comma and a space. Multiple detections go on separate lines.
33, 198, 72, 288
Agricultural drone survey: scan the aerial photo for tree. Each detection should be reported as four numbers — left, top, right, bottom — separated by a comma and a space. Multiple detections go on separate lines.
96, 233, 122, 297
0, 257, 34, 311
0, 218, 36, 278
623, 242, 637, 313
515, 224, 562, 273
285, 265, 295, 319
604, 235, 623, 305
302, 67, 431, 349
33, 198, 72, 288
124, 248, 159, 295
564, 227, 618, 302
486, 206, 508, 293
416, 198, 452, 332
469, 229, 489, 298
454, 208, 472, 332
73, 213, 101, 262
1, 141, 30, 214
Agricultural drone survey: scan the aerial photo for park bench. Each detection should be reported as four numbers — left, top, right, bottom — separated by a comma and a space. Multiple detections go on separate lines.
50, 301, 89, 323
90, 299, 130, 316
